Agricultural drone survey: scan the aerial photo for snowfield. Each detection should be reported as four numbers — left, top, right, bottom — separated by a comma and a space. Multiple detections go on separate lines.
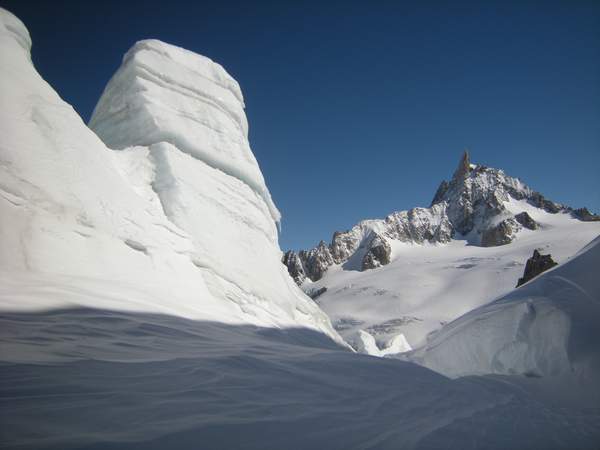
1, 6, 599, 450
404, 236, 600, 383
308, 202, 600, 352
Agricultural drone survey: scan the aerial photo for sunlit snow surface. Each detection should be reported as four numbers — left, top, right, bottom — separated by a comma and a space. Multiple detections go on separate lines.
1, 6, 600, 449
0, 7, 338, 342
310, 206, 600, 351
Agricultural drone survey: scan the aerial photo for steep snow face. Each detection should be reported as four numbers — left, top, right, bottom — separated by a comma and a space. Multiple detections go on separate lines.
89, 39, 280, 223
0, 8, 339, 341
405, 236, 600, 388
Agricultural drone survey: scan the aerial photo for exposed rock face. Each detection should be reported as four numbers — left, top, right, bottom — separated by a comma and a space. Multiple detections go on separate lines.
514, 211, 538, 230
283, 152, 595, 285
282, 250, 306, 285
481, 218, 518, 247
299, 241, 335, 282
361, 234, 392, 271
573, 207, 600, 222
516, 250, 558, 287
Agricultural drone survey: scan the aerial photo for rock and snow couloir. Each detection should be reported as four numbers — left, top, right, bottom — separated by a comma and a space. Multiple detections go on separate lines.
0, 8, 340, 342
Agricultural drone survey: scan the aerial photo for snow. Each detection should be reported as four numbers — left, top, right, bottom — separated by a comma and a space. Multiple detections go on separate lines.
2, 7, 600, 449
311, 208, 600, 353
2, 306, 600, 449
89, 39, 280, 223
352, 329, 412, 356
404, 236, 600, 385
0, 8, 338, 342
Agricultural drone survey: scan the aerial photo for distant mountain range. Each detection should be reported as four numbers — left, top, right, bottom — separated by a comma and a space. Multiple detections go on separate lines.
284, 151, 598, 285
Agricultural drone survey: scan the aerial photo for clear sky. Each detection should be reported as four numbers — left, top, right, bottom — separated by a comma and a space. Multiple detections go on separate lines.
2, 0, 599, 250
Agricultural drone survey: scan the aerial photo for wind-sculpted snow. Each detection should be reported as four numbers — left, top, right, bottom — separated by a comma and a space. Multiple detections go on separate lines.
0, 8, 338, 341
89, 39, 280, 223
2, 307, 600, 449
404, 236, 600, 385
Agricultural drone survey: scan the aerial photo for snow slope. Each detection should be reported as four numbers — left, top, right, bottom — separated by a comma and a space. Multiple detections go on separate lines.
2, 306, 600, 449
309, 201, 600, 353
0, 8, 338, 340
405, 236, 600, 385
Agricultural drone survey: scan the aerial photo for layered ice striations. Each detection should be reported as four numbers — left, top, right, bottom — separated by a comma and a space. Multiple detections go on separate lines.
0, 8, 340, 342
89, 39, 280, 223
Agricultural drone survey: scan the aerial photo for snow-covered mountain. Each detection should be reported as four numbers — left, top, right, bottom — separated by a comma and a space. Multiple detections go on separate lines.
2, 8, 600, 449
284, 152, 600, 353
0, 8, 339, 342
284, 151, 598, 285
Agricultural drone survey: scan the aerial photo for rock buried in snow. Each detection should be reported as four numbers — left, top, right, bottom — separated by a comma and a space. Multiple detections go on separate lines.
516, 249, 558, 287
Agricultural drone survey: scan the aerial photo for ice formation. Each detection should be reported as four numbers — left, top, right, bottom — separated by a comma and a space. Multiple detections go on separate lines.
0, 8, 339, 341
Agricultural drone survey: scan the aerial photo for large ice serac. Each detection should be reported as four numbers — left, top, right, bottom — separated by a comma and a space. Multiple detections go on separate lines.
89, 39, 280, 222
0, 8, 339, 341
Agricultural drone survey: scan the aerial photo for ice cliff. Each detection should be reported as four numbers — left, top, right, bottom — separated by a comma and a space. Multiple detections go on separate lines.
0, 8, 339, 342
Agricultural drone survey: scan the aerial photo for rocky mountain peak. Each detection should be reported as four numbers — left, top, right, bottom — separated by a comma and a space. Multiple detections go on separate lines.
283, 152, 596, 285
452, 149, 471, 181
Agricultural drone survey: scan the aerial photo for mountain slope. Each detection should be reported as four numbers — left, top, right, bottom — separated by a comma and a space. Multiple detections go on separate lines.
284, 153, 600, 353
403, 235, 600, 386
0, 8, 338, 341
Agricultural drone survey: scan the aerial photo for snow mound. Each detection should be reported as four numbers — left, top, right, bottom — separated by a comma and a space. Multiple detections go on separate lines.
89, 39, 280, 222
0, 7, 338, 342
406, 236, 600, 383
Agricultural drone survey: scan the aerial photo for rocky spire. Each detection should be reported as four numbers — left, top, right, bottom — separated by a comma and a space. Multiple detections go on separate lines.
452, 149, 471, 181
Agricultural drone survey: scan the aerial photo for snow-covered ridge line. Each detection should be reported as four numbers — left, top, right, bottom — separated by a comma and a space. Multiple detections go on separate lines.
284, 151, 598, 285
89, 39, 280, 223
0, 8, 30, 55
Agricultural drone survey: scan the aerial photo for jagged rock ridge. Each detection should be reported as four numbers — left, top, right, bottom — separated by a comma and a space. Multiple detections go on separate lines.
516, 249, 558, 287
284, 151, 598, 284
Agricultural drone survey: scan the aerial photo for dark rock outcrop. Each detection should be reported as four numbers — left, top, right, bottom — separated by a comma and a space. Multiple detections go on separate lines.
514, 211, 538, 230
431, 180, 449, 206
573, 207, 600, 222
516, 250, 558, 287
361, 234, 392, 271
282, 250, 306, 285
481, 218, 518, 247
299, 241, 334, 282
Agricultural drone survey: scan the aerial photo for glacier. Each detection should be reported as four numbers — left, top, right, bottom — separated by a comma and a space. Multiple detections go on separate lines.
289, 152, 600, 353
0, 7, 337, 339
1, 6, 600, 449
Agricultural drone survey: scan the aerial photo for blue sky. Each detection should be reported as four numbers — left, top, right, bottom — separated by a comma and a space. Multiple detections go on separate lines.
3, 0, 599, 250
